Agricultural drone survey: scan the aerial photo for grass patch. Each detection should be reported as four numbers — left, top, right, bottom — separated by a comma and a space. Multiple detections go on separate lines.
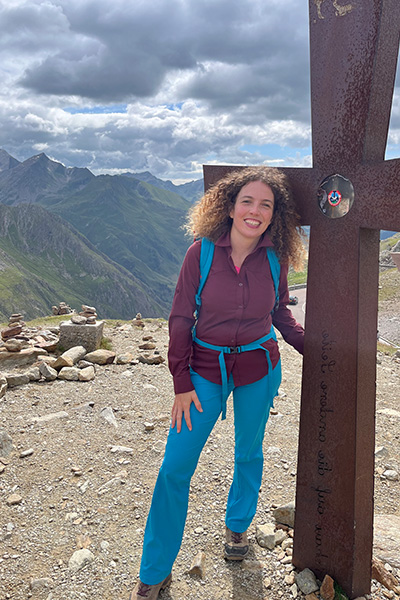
379, 269, 400, 303
377, 341, 398, 355
100, 337, 113, 351
334, 582, 350, 600
380, 232, 400, 253
288, 269, 308, 286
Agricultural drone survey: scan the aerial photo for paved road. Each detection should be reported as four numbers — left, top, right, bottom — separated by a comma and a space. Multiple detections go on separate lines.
287, 287, 306, 327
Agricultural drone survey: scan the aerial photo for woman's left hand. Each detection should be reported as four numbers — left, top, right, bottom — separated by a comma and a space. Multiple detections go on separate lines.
171, 389, 203, 433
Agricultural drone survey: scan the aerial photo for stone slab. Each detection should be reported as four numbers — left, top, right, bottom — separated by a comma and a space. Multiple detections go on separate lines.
0, 348, 47, 369
59, 321, 104, 353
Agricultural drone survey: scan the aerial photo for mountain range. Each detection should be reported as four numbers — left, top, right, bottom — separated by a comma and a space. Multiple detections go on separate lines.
0, 149, 203, 322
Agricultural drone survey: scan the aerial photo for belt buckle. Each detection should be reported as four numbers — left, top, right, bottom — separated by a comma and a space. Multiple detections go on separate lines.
229, 346, 240, 354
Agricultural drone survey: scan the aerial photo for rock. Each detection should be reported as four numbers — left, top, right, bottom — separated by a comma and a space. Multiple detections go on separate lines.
375, 446, 389, 459
110, 445, 134, 454
0, 375, 7, 398
84, 349, 116, 365
78, 365, 95, 381
274, 528, 288, 546
30, 577, 54, 592
255, 523, 276, 549
371, 557, 400, 591
19, 448, 34, 458
68, 548, 95, 571
82, 304, 96, 314
34, 338, 59, 352
6, 493, 23, 506
0, 347, 47, 368
53, 302, 73, 315
143, 383, 157, 390
285, 573, 296, 585
39, 362, 58, 381
116, 352, 134, 364
26, 366, 41, 381
1, 325, 23, 340
295, 569, 319, 595
188, 551, 206, 577
9, 313, 23, 323
273, 501, 295, 528
32, 411, 69, 424
152, 440, 166, 453
78, 359, 94, 369
377, 408, 400, 418
71, 315, 87, 325
38, 355, 58, 367
4, 339, 26, 352
138, 354, 165, 365
101, 407, 118, 428
6, 373, 30, 387
383, 469, 399, 481
61, 346, 88, 364
97, 470, 127, 495
0, 429, 13, 457
374, 514, 400, 568
139, 342, 156, 350
320, 574, 335, 600
52, 355, 75, 370
305, 595, 319, 600
59, 320, 104, 353
132, 313, 145, 327
58, 366, 80, 381
144, 422, 155, 431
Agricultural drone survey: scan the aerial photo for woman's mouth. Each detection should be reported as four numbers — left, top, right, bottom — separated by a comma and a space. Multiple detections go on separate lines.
244, 219, 261, 228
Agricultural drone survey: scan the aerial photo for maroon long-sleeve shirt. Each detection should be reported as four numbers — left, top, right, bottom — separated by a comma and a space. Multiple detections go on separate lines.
168, 231, 304, 394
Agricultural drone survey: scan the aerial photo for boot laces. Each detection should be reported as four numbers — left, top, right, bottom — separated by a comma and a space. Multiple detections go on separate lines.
137, 582, 152, 597
231, 531, 243, 544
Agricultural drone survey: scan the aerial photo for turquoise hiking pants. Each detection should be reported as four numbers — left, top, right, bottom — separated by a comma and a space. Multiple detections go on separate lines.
139, 360, 281, 585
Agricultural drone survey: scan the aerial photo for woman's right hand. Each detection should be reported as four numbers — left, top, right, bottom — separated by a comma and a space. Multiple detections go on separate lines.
171, 390, 203, 433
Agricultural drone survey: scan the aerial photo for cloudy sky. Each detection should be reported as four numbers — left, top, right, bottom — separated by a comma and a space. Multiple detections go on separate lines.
1, 0, 400, 183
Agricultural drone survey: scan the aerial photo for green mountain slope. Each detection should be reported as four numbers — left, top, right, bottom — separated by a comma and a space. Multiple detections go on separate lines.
0, 150, 192, 317
45, 174, 191, 300
0, 204, 166, 321
0, 153, 94, 205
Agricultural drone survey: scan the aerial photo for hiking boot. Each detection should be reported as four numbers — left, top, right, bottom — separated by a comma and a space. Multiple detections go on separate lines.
130, 573, 172, 599
224, 527, 249, 560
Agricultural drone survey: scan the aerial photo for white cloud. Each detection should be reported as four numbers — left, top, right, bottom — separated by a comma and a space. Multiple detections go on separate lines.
0, 0, 399, 181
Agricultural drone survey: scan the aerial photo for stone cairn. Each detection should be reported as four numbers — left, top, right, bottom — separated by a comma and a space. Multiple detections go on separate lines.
1, 313, 26, 343
132, 312, 145, 328
52, 302, 73, 315
0, 313, 59, 352
71, 305, 98, 325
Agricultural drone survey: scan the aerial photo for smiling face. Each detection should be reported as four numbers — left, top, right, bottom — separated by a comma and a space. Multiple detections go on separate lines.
229, 180, 275, 244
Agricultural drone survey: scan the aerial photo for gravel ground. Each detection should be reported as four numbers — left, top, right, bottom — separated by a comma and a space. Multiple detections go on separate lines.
0, 315, 399, 600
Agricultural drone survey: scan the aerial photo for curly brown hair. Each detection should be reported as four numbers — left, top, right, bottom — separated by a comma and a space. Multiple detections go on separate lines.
185, 166, 305, 270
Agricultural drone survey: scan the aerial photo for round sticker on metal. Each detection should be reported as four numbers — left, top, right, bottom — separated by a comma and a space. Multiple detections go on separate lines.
317, 174, 354, 219
328, 190, 342, 206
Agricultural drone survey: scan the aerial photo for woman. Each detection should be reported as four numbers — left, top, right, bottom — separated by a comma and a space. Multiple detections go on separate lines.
131, 166, 305, 600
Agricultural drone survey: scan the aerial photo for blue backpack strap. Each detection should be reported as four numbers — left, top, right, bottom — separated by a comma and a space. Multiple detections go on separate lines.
193, 238, 215, 336
267, 247, 280, 314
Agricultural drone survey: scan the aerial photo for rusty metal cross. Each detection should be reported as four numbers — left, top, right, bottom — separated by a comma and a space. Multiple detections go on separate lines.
203, 1, 400, 597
